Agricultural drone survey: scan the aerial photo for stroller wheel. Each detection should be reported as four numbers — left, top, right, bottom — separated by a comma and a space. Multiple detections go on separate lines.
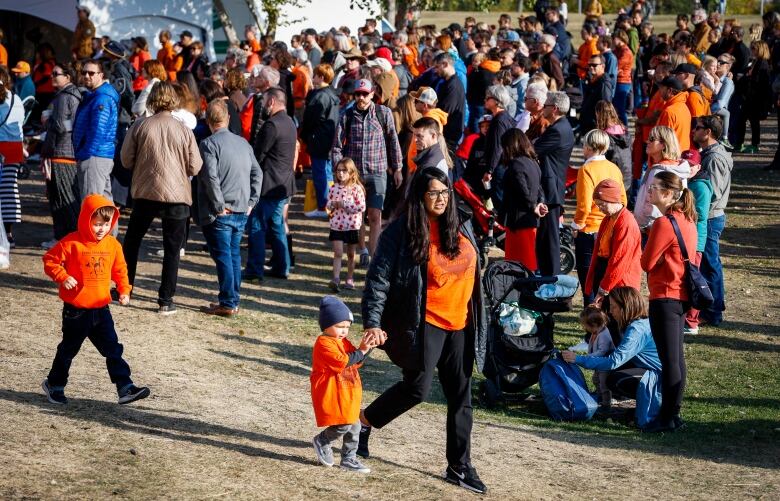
479, 379, 502, 409
560, 245, 576, 275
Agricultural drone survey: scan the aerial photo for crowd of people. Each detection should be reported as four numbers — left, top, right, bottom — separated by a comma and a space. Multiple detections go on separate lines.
0, 2, 778, 494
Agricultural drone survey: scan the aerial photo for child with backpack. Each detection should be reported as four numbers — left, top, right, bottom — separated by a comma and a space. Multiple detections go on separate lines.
579, 305, 615, 409
311, 296, 385, 473
41, 194, 150, 405
326, 158, 366, 292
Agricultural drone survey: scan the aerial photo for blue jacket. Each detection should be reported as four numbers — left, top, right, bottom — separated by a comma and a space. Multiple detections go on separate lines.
576, 318, 662, 427
13, 75, 35, 101
72, 82, 119, 161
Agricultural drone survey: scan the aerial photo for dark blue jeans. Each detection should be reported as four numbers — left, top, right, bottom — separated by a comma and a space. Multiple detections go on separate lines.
700, 214, 726, 324
48, 305, 132, 392
575, 231, 596, 306
468, 104, 485, 132
613, 83, 631, 125
311, 156, 333, 210
245, 197, 290, 278
203, 213, 247, 309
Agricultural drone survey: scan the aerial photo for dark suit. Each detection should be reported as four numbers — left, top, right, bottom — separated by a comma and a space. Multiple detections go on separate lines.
534, 116, 574, 276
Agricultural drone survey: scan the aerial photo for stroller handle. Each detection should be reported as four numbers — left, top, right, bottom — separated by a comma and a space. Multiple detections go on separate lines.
511, 275, 557, 288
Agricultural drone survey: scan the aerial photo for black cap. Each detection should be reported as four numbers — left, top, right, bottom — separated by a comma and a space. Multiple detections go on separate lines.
448, 22, 462, 33
673, 63, 699, 75
180, 30, 193, 38
659, 76, 684, 91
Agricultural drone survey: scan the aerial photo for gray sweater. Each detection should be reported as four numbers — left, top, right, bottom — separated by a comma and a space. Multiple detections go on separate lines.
701, 142, 733, 219
41, 84, 81, 160
197, 128, 263, 226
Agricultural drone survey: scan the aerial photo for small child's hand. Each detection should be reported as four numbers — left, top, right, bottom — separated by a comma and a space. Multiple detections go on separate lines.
62, 276, 78, 290
119, 294, 130, 306
333, 199, 344, 210
561, 350, 577, 363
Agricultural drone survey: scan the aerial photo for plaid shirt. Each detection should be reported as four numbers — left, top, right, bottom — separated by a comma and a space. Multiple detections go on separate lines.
331, 103, 402, 176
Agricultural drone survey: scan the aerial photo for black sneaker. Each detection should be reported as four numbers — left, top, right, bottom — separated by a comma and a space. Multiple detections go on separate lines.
118, 385, 150, 404
444, 464, 487, 494
356, 425, 371, 459
640, 418, 676, 433
158, 304, 177, 316
41, 379, 68, 405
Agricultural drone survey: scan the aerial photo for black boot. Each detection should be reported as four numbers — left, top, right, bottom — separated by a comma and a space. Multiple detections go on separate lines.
357, 425, 371, 458
287, 234, 295, 268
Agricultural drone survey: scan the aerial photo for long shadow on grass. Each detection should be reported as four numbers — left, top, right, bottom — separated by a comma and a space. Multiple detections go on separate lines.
0, 389, 313, 464
684, 333, 780, 352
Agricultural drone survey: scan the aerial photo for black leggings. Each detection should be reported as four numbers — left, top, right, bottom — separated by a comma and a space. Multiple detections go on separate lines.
649, 299, 687, 421
606, 367, 647, 399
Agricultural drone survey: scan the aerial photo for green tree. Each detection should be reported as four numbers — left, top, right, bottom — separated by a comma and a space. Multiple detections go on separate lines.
255, 0, 312, 38
351, 0, 502, 29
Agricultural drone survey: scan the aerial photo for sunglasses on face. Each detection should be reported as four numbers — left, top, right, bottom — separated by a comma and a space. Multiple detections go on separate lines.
717, 60, 729, 65
81, 70, 99, 76
51, 72, 66, 78
588, 63, 602, 67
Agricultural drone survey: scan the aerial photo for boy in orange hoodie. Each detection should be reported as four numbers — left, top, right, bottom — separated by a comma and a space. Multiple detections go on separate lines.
311, 296, 384, 473
41, 194, 150, 405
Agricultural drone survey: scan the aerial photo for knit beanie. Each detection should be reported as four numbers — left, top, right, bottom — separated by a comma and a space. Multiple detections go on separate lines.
593, 178, 623, 204
319, 296, 354, 331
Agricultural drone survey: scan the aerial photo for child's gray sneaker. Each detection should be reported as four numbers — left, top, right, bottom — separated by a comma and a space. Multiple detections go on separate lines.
312, 435, 334, 467
118, 385, 150, 404
41, 379, 68, 405
340, 456, 370, 473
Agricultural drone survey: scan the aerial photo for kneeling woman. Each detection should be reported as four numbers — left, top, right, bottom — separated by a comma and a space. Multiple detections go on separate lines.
359, 167, 488, 494
562, 286, 662, 429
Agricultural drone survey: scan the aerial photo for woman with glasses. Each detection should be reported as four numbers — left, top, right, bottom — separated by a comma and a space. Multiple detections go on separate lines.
632, 125, 690, 234
358, 167, 488, 494
39, 63, 82, 249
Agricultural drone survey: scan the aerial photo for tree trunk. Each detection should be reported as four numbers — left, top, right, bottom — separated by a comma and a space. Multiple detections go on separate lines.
386, 0, 398, 29
214, 0, 239, 45
244, 0, 266, 36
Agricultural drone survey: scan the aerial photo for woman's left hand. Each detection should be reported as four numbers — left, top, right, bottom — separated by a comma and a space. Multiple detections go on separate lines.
561, 350, 577, 363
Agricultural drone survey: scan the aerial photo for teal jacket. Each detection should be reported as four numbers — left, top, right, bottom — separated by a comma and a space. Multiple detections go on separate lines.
689, 173, 714, 252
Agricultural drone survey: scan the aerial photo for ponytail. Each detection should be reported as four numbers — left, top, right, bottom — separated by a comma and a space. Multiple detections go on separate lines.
654, 170, 697, 223
672, 187, 697, 223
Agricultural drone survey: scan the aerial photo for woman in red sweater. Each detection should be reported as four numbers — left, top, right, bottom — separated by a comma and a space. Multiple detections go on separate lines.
640, 171, 698, 433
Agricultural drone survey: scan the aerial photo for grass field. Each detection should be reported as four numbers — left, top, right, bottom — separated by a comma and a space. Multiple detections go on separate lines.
1, 117, 779, 497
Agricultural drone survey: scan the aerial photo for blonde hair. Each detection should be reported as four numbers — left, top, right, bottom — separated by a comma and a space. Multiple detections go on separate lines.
751, 40, 770, 60
335, 157, 364, 193
648, 126, 681, 161
654, 171, 697, 223
595, 100, 622, 130
583, 129, 610, 155
147, 81, 180, 113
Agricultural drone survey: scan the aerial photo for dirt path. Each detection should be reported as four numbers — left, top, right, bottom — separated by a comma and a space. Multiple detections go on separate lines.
2, 141, 779, 499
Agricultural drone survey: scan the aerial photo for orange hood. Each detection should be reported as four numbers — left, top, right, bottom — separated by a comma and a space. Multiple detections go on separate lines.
78, 194, 119, 243
425, 108, 449, 128
480, 60, 501, 73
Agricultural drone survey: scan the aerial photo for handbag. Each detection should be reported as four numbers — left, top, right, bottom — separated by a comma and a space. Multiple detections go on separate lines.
666, 214, 714, 310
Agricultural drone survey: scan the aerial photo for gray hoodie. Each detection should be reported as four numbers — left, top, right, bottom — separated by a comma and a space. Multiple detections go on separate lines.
633, 159, 691, 231
700, 142, 733, 219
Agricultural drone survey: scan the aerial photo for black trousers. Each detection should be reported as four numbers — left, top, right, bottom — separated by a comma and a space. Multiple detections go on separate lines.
536, 204, 562, 276
606, 367, 647, 399
649, 299, 687, 421
364, 323, 474, 467
48, 304, 132, 390
575, 231, 596, 306
47, 162, 80, 240
122, 199, 188, 307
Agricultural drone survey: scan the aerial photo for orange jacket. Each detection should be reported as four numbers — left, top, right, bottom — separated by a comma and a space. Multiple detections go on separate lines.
576, 38, 599, 80
402, 44, 420, 77
585, 207, 642, 295
292, 64, 312, 110
657, 91, 692, 151
641, 210, 698, 300
157, 42, 182, 81
43, 195, 131, 309
310, 335, 362, 427
686, 88, 710, 118
615, 46, 633, 83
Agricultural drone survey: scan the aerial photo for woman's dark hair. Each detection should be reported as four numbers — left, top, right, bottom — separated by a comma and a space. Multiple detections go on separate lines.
654, 170, 697, 222
175, 70, 199, 101
55, 62, 78, 83
198, 79, 225, 103
0, 66, 10, 102
609, 286, 648, 332
501, 128, 537, 164
403, 167, 461, 264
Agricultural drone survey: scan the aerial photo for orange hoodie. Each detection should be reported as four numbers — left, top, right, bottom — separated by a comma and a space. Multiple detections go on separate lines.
480, 59, 501, 73
310, 335, 362, 427
657, 91, 692, 151
43, 194, 131, 309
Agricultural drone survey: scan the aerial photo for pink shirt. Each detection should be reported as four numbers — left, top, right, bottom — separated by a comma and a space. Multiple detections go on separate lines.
327, 183, 366, 231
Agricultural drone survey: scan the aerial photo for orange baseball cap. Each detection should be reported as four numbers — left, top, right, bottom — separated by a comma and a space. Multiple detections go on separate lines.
11, 61, 31, 73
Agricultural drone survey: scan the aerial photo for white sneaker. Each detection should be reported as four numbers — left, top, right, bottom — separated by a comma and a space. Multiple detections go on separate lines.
304, 210, 328, 218
683, 326, 699, 336
568, 341, 589, 352
41, 239, 58, 250
155, 248, 185, 257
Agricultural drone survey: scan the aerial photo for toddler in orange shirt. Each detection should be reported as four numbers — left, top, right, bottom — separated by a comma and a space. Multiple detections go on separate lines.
311, 296, 385, 473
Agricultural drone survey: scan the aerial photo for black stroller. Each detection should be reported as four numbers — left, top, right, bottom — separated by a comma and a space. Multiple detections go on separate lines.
478, 260, 574, 407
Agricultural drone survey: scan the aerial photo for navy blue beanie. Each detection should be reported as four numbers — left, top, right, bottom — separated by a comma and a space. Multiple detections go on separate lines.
319, 295, 354, 331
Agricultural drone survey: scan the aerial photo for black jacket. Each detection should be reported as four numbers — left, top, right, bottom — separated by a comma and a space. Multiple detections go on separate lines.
253, 110, 297, 199
534, 116, 574, 206
579, 76, 614, 132
484, 109, 517, 175
300, 86, 340, 158
41, 84, 81, 159
362, 209, 488, 372
277, 68, 296, 118
605, 128, 633, 190
466, 67, 495, 106
437, 74, 466, 146
502, 156, 542, 230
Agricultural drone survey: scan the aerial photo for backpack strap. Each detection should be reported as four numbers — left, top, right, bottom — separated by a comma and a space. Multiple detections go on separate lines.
665, 214, 690, 263
0, 93, 15, 129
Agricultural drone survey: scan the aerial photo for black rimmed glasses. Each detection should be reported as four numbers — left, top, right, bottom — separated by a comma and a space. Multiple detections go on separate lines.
425, 189, 452, 201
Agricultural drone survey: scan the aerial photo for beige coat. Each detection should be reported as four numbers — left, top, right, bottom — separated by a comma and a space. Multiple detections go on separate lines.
121, 112, 202, 205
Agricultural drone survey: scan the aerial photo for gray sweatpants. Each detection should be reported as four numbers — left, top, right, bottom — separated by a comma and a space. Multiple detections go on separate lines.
77, 156, 114, 202
318, 421, 361, 460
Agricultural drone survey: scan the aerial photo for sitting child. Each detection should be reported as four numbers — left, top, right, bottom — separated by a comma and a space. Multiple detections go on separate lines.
310, 296, 385, 473
579, 306, 614, 409
41, 194, 150, 405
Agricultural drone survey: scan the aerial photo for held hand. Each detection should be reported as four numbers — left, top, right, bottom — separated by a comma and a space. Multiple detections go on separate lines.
361, 327, 385, 351
535, 203, 548, 217
591, 293, 605, 307
119, 294, 130, 306
561, 350, 577, 363
62, 276, 78, 290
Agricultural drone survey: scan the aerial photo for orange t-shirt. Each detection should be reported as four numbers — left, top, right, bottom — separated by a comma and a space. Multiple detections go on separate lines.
597, 214, 617, 257
425, 220, 477, 331
310, 335, 362, 427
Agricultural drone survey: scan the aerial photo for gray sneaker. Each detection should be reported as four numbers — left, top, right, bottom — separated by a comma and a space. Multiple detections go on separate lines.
340, 456, 370, 473
358, 250, 370, 268
312, 435, 334, 467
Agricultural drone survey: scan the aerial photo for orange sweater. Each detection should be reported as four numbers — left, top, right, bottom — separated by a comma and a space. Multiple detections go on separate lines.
657, 92, 692, 151
577, 38, 599, 80
640, 211, 698, 300
686, 89, 710, 118
615, 45, 633, 83
573, 157, 627, 233
292, 64, 312, 110
157, 42, 182, 81
43, 194, 131, 309
585, 207, 642, 295
310, 335, 362, 427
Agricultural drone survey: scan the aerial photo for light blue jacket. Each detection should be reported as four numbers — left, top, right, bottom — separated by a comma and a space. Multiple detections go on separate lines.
576, 318, 662, 427
0, 92, 24, 143
710, 76, 734, 113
